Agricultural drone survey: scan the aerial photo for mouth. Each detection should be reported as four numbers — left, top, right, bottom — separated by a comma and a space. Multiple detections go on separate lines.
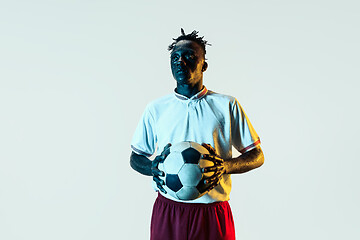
176, 68, 187, 74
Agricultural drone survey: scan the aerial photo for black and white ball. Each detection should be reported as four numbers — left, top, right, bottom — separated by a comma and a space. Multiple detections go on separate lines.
157, 141, 215, 201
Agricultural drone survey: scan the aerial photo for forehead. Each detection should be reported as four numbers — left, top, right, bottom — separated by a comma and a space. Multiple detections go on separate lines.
172, 40, 204, 55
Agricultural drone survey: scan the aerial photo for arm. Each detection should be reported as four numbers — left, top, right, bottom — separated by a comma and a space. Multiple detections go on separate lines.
130, 151, 152, 176
129, 144, 171, 193
224, 145, 264, 174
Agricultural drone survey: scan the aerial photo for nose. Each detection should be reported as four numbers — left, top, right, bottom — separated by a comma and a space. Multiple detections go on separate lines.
177, 55, 186, 66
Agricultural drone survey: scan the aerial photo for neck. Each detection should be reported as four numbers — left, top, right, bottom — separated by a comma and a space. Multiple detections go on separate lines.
176, 80, 203, 98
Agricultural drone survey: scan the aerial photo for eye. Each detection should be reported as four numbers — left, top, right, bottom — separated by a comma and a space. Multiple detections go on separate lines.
186, 54, 196, 60
171, 54, 179, 62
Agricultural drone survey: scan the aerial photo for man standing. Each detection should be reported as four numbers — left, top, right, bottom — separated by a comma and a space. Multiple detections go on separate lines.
130, 29, 264, 240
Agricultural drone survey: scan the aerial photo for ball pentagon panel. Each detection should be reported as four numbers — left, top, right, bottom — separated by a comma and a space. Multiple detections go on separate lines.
166, 174, 183, 192
181, 147, 201, 164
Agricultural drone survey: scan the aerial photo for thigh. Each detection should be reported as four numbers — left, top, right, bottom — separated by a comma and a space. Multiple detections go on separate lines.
188, 201, 236, 240
150, 195, 189, 240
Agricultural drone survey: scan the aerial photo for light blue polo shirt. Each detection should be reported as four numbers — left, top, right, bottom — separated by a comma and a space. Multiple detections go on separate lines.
131, 86, 260, 203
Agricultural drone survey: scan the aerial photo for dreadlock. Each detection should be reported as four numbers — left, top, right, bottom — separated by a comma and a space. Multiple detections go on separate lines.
168, 28, 211, 56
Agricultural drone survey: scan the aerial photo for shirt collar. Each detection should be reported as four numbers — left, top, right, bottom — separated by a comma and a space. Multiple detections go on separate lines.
174, 86, 208, 101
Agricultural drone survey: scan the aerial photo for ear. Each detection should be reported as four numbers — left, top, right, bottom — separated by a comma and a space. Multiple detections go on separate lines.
202, 62, 208, 72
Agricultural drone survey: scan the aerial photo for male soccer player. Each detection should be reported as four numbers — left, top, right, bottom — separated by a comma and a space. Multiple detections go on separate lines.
130, 29, 264, 240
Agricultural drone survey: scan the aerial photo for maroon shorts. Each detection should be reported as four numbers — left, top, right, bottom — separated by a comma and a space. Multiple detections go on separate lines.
150, 193, 235, 240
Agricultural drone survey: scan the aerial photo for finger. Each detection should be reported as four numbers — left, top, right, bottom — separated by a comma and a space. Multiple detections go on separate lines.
206, 180, 220, 192
157, 184, 167, 194
202, 166, 219, 173
202, 175, 222, 192
164, 143, 172, 150
152, 168, 164, 177
162, 143, 172, 156
152, 160, 162, 172
202, 155, 224, 165
203, 171, 224, 184
163, 143, 172, 152
202, 165, 225, 173
203, 170, 224, 184
153, 176, 165, 186
202, 154, 223, 161
202, 166, 216, 173
152, 156, 162, 165
153, 153, 167, 165
153, 176, 167, 194
201, 143, 216, 155
201, 143, 215, 153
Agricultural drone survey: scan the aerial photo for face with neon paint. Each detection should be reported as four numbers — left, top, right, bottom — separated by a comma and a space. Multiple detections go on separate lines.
170, 40, 208, 86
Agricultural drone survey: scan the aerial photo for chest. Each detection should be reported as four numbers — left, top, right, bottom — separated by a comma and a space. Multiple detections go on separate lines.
155, 102, 229, 142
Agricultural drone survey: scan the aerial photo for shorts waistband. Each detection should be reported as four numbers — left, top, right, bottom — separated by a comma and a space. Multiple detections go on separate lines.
156, 192, 227, 208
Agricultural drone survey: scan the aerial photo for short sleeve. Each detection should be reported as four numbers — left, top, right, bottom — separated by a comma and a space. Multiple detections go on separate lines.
131, 105, 157, 157
231, 99, 261, 153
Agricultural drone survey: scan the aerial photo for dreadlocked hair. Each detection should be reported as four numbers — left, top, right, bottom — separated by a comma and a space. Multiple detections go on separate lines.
168, 28, 211, 55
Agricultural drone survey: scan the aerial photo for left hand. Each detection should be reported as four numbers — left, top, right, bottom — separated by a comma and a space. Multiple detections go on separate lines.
201, 143, 226, 192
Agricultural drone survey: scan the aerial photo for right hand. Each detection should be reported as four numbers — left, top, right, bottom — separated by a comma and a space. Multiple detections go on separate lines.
151, 143, 171, 194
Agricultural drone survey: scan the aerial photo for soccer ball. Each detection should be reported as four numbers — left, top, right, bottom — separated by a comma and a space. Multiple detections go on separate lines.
157, 141, 215, 201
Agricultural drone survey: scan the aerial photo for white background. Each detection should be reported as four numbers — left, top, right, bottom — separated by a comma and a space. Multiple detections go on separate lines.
1, 0, 359, 239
